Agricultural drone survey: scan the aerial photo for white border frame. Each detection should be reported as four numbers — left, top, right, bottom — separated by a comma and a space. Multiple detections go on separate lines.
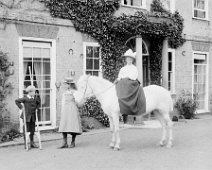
168, 48, 176, 94
192, 51, 209, 113
83, 42, 102, 77
192, 0, 209, 21
19, 37, 57, 131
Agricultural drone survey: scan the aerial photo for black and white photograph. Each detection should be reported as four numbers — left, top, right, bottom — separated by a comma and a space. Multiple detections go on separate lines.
0, 0, 212, 170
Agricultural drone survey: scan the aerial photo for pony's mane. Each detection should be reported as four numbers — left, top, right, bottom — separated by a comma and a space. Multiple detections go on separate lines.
77, 75, 113, 88
89, 75, 113, 87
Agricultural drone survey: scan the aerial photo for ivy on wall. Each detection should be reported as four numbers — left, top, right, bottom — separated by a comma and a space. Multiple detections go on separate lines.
0, 50, 13, 132
40, 0, 185, 83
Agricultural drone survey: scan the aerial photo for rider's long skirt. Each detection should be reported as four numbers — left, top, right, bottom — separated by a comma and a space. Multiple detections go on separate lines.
116, 78, 146, 116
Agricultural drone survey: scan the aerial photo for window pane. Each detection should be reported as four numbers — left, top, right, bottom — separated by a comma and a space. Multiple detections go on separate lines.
41, 48, 50, 58
94, 59, 100, 69
142, 42, 148, 54
94, 47, 100, 58
23, 47, 32, 58
86, 59, 93, 69
43, 59, 51, 74
33, 47, 41, 58
168, 62, 172, 71
86, 71, 92, 75
194, 0, 205, 9
92, 71, 99, 76
168, 52, 172, 61
161, 0, 171, 11
86, 46, 93, 58
194, 10, 206, 18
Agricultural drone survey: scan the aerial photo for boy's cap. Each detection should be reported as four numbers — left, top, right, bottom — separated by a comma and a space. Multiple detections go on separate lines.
25, 85, 36, 93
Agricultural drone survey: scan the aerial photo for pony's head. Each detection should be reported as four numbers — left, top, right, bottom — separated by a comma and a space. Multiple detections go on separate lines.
74, 75, 94, 105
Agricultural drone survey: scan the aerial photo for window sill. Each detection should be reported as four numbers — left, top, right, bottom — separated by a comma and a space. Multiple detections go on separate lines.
192, 17, 209, 22
121, 4, 147, 10
195, 110, 210, 114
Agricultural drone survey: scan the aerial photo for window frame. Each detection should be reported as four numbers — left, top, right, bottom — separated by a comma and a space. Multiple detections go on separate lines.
19, 37, 57, 131
121, 0, 147, 9
83, 42, 102, 77
192, 0, 209, 21
192, 51, 209, 113
168, 48, 176, 94
160, 0, 175, 13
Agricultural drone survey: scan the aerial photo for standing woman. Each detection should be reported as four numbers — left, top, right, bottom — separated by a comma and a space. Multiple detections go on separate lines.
116, 49, 146, 124
58, 76, 82, 149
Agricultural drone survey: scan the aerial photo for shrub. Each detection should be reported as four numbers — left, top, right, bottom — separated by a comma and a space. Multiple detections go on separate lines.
79, 97, 110, 127
0, 128, 22, 143
174, 90, 198, 119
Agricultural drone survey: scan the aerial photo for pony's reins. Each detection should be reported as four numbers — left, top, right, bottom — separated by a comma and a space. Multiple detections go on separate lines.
82, 76, 115, 99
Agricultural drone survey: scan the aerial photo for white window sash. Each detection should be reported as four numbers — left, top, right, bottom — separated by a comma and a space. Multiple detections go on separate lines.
168, 49, 175, 94
192, 0, 208, 20
192, 51, 209, 112
19, 37, 56, 131
121, 0, 146, 9
83, 42, 102, 77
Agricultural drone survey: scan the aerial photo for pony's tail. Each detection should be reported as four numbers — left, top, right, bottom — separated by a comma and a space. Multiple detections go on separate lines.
169, 96, 174, 113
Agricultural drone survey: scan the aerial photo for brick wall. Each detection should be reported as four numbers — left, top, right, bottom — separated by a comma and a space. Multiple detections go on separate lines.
0, 0, 87, 128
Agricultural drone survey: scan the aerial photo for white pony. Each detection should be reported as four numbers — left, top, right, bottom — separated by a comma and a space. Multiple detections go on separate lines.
75, 75, 173, 150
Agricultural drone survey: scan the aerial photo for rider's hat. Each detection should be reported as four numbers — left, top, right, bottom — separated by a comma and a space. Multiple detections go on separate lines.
123, 49, 136, 59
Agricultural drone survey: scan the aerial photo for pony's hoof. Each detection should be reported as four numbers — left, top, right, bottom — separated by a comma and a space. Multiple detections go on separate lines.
109, 142, 115, 149
114, 146, 120, 151
166, 143, 173, 148
158, 140, 166, 147
109, 144, 114, 149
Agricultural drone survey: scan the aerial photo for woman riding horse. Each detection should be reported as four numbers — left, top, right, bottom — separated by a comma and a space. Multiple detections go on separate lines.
115, 49, 146, 124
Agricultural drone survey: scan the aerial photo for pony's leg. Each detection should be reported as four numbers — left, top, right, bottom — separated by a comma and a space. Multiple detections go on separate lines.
108, 116, 115, 148
113, 114, 120, 151
165, 115, 173, 148
154, 111, 167, 147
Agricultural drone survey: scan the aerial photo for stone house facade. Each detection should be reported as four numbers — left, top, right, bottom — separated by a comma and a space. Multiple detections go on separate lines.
0, 0, 211, 131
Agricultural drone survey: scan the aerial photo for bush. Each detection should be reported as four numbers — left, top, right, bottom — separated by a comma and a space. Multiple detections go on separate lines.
79, 97, 110, 127
0, 128, 22, 143
174, 90, 198, 119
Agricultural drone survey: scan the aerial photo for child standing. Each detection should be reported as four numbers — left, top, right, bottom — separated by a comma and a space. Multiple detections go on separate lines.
58, 77, 82, 149
15, 85, 40, 148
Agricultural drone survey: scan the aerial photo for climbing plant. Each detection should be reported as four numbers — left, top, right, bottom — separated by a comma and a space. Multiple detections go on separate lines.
40, 0, 185, 83
0, 50, 13, 132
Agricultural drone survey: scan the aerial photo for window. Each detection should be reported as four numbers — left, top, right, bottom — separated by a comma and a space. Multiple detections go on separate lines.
22, 41, 52, 125
122, 0, 146, 9
193, 52, 208, 112
160, 0, 175, 12
193, 0, 208, 20
168, 49, 175, 93
83, 43, 101, 76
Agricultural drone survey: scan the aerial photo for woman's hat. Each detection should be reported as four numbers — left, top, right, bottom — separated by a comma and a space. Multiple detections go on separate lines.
25, 85, 36, 93
123, 49, 136, 59
63, 76, 76, 84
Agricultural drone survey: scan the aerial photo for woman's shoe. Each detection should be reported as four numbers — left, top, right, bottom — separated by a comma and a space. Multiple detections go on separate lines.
69, 142, 75, 148
58, 144, 68, 149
